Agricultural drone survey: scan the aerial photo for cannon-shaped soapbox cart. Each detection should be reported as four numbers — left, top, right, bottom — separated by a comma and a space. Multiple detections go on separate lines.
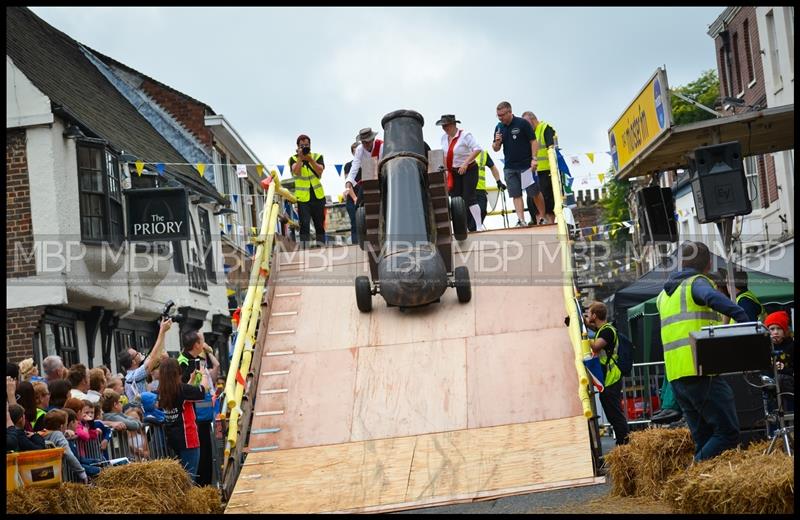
353, 109, 471, 313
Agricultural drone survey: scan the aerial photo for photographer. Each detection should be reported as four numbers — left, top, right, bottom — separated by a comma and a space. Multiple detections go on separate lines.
119, 317, 172, 403
289, 134, 326, 247
178, 329, 220, 486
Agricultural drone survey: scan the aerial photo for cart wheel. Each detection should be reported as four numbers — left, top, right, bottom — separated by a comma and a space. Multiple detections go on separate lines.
454, 266, 471, 303
450, 197, 468, 241
356, 206, 367, 250
355, 276, 372, 313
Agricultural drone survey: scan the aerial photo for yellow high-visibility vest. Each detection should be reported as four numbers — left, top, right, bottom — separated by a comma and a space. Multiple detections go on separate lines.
596, 323, 621, 387
475, 150, 488, 191
292, 152, 324, 202
534, 121, 555, 171
656, 274, 722, 381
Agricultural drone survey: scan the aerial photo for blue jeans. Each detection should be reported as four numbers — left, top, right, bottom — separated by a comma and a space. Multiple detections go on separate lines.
178, 447, 200, 483
345, 195, 358, 244
672, 376, 740, 461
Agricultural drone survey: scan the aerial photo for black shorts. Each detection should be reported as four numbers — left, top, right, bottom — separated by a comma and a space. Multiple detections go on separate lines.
539, 170, 554, 214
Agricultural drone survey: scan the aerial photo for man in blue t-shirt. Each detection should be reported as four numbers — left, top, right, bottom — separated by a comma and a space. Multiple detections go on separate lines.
491, 101, 545, 227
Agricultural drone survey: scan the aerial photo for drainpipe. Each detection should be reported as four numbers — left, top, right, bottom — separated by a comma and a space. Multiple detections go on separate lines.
119, 247, 136, 320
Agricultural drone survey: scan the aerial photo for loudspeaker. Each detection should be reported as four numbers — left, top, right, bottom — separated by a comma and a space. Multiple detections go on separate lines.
636, 186, 678, 244
719, 373, 767, 432
690, 141, 751, 224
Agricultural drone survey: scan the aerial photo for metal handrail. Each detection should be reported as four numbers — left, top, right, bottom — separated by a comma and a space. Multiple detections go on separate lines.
224, 171, 288, 458
549, 145, 593, 419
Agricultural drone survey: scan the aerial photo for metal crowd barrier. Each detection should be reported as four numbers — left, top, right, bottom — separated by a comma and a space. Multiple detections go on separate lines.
59, 421, 223, 485
595, 361, 667, 433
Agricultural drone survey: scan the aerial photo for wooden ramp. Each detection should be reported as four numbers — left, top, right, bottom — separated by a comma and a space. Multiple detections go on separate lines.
226, 226, 599, 513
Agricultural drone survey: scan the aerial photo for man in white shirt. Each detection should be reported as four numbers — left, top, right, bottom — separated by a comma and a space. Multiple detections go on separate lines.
437, 114, 484, 231
345, 127, 384, 198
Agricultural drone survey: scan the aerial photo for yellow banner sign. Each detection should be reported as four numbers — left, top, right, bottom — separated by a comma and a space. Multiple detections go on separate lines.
608, 68, 672, 174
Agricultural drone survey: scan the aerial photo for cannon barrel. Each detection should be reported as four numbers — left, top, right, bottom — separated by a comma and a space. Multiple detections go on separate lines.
377, 110, 447, 307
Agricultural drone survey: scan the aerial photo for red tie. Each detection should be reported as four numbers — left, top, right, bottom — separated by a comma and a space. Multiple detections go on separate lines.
446, 130, 461, 192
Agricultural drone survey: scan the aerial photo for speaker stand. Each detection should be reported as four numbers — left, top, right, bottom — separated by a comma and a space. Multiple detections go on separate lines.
715, 217, 737, 303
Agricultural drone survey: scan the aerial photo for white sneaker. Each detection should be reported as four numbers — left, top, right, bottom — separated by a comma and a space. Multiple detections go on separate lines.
478, 225, 487, 232
538, 218, 547, 225
515, 220, 526, 227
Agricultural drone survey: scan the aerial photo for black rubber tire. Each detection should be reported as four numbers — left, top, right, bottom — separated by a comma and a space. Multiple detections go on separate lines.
450, 197, 468, 241
356, 206, 367, 250
355, 276, 373, 313
454, 266, 471, 303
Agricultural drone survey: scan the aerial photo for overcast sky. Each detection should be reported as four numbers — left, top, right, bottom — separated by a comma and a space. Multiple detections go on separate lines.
32, 6, 723, 200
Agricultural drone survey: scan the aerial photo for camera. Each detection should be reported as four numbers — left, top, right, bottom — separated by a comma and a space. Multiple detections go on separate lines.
161, 300, 185, 324
301, 146, 311, 155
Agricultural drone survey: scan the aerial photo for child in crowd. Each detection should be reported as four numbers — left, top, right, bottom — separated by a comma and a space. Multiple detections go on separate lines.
7, 403, 46, 452
106, 376, 129, 406
140, 391, 165, 423
62, 408, 102, 479
42, 409, 88, 483
123, 405, 149, 460
32, 381, 50, 431
101, 390, 142, 431
92, 401, 114, 455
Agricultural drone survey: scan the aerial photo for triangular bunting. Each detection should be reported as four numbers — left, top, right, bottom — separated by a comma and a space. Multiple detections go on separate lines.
135, 160, 144, 176
587, 153, 595, 163
598, 173, 605, 184
232, 194, 239, 204
155, 163, 165, 176
256, 164, 264, 176
236, 164, 247, 178
196, 163, 206, 177
277, 164, 285, 176
335, 164, 343, 176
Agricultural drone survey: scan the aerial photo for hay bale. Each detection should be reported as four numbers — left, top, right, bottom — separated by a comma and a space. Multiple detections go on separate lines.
91, 487, 186, 514
604, 444, 637, 497
627, 428, 694, 499
604, 428, 694, 498
93, 459, 192, 499
180, 486, 224, 514
663, 442, 794, 514
6, 483, 93, 514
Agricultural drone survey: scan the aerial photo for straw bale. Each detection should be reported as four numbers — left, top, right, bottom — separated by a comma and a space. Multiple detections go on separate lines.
604, 427, 694, 498
91, 487, 181, 513
6, 483, 93, 514
93, 458, 193, 499
180, 486, 224, 514
663, 442, 794, 514
604, 444, 637, 497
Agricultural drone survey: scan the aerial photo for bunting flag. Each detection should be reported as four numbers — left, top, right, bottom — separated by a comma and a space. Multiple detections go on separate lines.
598, 173, 605, 184
570, 156, 580, 166
587, 153, 595, 163
232, 194, 238, 204
256, 164, 264, 176
135, 160, 145, 176
555, 147, 574, 194
236, 164, 247, 178
196, 163, 206, 177
226, 224, 233, 233
335, 164, 343, 177
277, 164, 285, 176
226, 288, 236, 297
155, 163, 165, 176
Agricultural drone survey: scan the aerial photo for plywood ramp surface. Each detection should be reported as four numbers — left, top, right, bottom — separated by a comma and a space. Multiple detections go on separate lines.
226, 416, 594, 514
232, 227, 595, 512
